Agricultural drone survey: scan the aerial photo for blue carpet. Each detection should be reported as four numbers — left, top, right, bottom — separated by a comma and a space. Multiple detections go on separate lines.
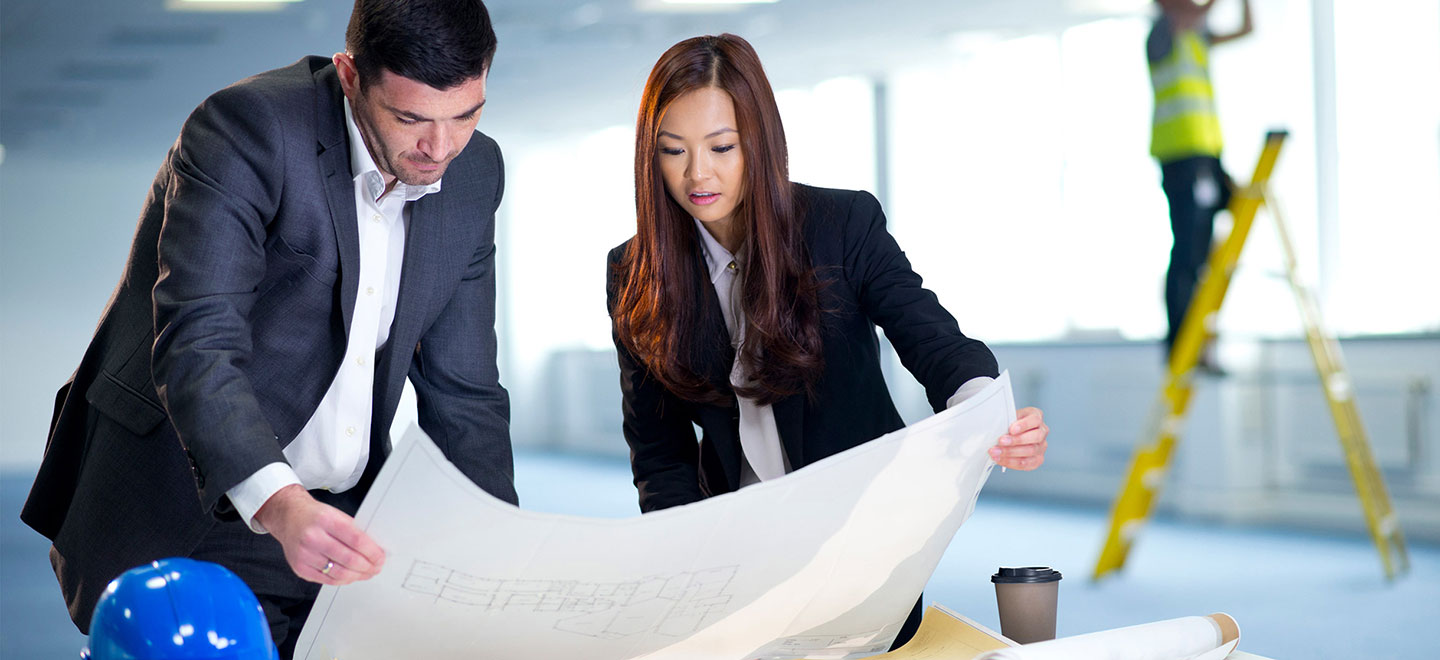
4, 451, 1436, 658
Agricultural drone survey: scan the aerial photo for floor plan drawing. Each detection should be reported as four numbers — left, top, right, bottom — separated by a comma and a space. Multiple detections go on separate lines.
400, 560, 737, 639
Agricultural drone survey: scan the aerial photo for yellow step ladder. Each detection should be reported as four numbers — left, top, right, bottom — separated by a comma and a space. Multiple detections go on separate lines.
1092, 130, 1410, 581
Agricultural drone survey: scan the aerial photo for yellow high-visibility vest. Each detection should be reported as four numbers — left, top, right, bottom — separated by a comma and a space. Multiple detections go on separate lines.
1150, 29, 1223, 160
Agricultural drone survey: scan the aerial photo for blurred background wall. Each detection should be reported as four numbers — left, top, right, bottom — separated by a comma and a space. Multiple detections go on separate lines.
8, 0, 1428, 536
3, 0, 1438, 537
4, 2, 1440, 658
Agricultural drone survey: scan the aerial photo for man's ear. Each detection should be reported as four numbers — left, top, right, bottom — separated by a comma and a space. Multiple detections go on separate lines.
333, 52, 360, 100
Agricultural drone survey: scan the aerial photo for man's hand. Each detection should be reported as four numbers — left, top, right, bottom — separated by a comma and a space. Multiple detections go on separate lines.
989, 406, 1048, 470
253, 484, 386, 585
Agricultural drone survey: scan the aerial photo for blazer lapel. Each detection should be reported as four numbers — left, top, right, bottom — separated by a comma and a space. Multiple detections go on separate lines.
691, 240, 735, 393
687, 238, 744, 486
314, 64, 360, 335
773, 393, 806, 470
380, 189, 446, 395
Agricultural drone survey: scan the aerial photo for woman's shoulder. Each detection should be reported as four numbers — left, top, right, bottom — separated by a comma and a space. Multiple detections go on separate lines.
794, 182, 877, 206
605, 237, 638, 305
793, 183, 885, 243
794, 183, 882, 222
607, 237, 636, 266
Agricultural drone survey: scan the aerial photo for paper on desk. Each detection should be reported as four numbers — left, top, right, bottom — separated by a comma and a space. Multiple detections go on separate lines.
842, 604, 1016, 660
294, 373, 1016, 660
975, 613, 1241, 660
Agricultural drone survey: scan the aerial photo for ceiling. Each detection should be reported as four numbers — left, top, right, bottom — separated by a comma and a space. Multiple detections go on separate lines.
0, 0, 1148, 156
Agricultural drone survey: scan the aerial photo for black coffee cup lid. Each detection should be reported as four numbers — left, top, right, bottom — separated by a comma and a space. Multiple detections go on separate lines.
991, 566, 1062, 583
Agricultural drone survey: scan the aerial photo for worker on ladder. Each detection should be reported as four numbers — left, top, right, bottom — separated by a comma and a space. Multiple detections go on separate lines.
1148, 0, 1253, 370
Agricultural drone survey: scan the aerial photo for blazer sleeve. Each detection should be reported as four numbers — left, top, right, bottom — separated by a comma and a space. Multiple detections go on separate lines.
151, 83, 290, 513
408, 139, 518, 505
839, 190, 999, 412
606, 247, 705, 512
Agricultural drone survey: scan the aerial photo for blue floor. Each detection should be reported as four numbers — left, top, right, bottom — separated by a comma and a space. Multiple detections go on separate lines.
5, 451, 1438, 659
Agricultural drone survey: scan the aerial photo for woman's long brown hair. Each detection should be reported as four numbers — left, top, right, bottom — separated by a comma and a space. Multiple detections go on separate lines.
612, 33, 824, 406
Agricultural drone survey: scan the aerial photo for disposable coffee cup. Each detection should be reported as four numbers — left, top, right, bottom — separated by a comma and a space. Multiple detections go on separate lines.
991, 566, 1062, 644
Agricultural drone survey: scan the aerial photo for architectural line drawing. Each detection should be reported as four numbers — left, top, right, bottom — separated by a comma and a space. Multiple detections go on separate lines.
400, 560, 738, 639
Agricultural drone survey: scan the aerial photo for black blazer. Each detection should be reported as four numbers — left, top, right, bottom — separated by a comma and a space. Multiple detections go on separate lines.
22, 57, 517, 630
607, 184, 998, 513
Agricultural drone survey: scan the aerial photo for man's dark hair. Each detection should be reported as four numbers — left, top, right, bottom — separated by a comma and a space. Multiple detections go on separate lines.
346, 0, 497, 89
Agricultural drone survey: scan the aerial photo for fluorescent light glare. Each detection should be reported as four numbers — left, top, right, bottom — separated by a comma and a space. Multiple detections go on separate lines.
637, 0, 777, 13
166, 0, 304, 12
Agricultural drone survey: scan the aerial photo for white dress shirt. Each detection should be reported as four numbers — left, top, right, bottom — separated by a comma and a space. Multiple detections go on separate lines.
692, 220, 994, 488
227, 99, 442, 532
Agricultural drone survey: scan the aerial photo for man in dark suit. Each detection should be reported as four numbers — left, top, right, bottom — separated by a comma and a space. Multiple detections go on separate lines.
20, 1, 515, 654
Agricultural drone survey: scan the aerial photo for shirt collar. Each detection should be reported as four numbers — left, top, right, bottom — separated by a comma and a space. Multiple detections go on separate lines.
694, 218, 743, 284
343, 98, 443, 204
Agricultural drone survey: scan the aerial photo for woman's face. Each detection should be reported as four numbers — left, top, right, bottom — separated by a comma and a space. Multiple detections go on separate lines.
656, 87, 746, 231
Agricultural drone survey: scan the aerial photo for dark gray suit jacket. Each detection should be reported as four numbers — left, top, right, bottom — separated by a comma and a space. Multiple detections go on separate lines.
21, 56, 517, 631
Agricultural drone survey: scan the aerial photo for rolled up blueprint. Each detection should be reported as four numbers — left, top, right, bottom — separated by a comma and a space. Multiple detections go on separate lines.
975, 613, 1240, 660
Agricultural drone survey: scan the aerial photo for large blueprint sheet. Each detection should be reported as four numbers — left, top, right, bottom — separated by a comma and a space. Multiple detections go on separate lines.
295, 373, 1015, 660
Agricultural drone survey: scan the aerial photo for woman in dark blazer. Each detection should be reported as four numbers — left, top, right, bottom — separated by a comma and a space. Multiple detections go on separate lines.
606, 34, 1050, 648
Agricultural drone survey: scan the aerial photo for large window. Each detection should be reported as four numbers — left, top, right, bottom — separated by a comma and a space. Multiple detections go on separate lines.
882, 2, 1416, 345
1330, 0, 1440, 335
778, 76, 877, 193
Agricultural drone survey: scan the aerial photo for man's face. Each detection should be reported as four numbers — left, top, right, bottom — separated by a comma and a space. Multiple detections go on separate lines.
335, 53, 487, 187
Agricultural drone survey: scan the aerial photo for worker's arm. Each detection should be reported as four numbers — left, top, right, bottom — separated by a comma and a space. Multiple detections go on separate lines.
1210, 0, 1254, 45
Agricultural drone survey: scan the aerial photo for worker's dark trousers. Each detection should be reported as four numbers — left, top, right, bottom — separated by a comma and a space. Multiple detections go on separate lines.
1161, 155, 1230, 356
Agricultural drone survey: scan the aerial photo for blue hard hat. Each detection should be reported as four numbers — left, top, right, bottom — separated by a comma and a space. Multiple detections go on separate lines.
81, 558, 279, 660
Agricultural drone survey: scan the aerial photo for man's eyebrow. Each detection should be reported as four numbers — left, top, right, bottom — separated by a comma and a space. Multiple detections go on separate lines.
384, 99, 486, 121
455, 99, 486, 118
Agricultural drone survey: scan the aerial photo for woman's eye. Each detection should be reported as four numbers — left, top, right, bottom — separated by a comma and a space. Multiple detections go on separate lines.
660, 147, 684, 156
713, 144, 736, 154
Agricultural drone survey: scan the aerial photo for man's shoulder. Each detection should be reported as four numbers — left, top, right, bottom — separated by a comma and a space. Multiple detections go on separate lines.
214, 56, 331, 102
458, 129, 502, 162
184, 56, 334, 137
437, 130, 503, 200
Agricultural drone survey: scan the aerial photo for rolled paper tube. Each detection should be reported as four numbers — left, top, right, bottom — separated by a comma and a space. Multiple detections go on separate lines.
975, 613, 1241, 660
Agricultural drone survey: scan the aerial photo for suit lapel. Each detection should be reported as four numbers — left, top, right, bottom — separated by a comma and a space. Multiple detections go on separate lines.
773, 393, 806, 470
686, 239, 744, 486
387, 191, 446, 382
692, 240, 735, 393
369, 187, 445, 460
314, 64, 360, 335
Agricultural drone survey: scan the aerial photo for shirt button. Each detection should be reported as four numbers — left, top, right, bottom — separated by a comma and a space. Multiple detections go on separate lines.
346, 427, 356, 437
372, 214, 383, 223
356, 357, 367, 366
366, 286, 376, 296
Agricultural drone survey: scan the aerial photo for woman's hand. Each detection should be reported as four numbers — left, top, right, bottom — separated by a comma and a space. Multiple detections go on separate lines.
989, 407, 1048, 470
